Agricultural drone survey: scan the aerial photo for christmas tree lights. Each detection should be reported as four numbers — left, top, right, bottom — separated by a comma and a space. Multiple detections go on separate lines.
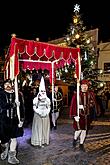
55, 4, 104, 89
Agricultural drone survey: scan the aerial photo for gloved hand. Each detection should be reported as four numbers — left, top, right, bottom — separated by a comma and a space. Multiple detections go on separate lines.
18, 121, 24, 128
54, 98, 57, 101
74, 116, 80, 122
79, 105, 84, 110
15, 100, 20, 107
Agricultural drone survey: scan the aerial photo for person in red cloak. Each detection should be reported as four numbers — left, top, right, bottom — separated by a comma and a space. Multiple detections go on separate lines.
69, 79, 96, 152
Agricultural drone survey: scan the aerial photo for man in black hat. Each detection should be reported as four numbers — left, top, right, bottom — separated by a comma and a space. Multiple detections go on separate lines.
0, 79, 25, 164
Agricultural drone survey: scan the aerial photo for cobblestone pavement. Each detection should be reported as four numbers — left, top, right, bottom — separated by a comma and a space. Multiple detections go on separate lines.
0, 112, 110, 165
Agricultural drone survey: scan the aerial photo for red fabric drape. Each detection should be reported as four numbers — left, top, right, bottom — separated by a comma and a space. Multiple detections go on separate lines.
4, 37, 80, 83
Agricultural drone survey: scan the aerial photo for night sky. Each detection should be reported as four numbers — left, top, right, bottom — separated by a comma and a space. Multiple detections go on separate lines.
0, 1, 110, 54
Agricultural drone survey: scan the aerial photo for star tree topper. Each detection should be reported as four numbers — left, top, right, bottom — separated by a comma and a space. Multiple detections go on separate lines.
74, 4, 80, 12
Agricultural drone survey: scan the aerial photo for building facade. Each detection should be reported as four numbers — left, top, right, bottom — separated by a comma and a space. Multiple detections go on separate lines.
98, 42, 110, 86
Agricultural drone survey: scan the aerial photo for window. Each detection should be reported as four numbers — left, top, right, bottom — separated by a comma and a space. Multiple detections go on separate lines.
104, 63, 110, 73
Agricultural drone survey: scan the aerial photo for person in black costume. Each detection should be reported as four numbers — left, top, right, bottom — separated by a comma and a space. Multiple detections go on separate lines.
51, 86, 63, 130
0, 79, 25, 164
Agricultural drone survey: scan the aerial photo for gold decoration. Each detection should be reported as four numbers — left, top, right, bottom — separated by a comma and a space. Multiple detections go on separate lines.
86, 39, 90, 44
75, 34, 80, 39
11, 33, 16, 38
73, 18, 78, 24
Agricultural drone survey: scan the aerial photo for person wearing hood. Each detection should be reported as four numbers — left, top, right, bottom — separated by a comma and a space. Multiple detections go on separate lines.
31, 76, 51, 148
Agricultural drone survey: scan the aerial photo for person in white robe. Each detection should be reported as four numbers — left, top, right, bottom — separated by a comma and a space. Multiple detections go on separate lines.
31, 76, 51, 147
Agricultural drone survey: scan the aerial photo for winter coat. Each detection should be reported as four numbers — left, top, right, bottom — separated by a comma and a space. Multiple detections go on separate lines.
0, 89, 25, 143
69, 90, 96, 130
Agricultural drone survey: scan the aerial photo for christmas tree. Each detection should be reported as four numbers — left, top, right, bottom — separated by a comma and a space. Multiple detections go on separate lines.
65, 4, 97, 78
62, 4, 104, 89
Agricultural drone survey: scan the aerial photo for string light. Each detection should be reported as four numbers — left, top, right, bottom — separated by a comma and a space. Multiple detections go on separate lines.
63, 3, 100, 88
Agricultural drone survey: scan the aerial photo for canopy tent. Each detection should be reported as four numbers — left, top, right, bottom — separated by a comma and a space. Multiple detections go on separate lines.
4, 36, 81, 121
4, 36, 80, 81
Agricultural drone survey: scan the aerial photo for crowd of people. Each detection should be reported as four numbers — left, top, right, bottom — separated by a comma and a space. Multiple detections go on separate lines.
0, 76, 109, 164
0, 76, 63, 164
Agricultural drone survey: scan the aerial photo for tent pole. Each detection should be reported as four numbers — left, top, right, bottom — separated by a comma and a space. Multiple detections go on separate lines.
15, 76, 20, 123
51, 62, 54, 111
51, 59, 62, 112
77, 52, 81, 117
77, 79, 80, 117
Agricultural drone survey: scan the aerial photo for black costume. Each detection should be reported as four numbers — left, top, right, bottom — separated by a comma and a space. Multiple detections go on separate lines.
0, 80, 25, 164
51, 87, 63, 130
0, 89, 25, 144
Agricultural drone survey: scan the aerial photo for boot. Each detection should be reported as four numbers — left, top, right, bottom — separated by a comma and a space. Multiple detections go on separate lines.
8, 150, 19, 164
73, 139, 77, 148
1, 143, 9, 160
53, 125, 57, 130
79, 144, 85, 152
